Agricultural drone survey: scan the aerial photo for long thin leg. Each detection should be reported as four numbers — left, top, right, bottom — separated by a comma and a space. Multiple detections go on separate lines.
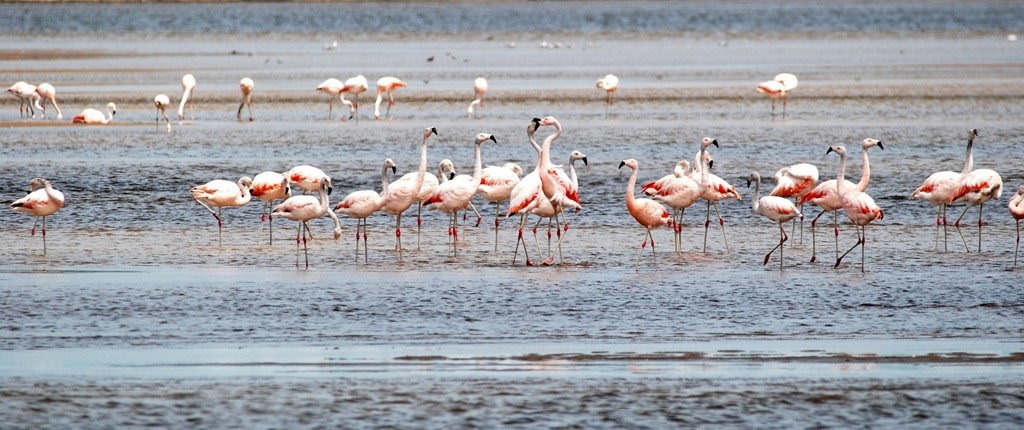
833, 210, 840, 262
416, 203, 423, 251
512, 213, 533, 266
713, 202, 731, 253
952, 205, 972, 253
385, 91, 394, 120
363, 218, 369, 263
763, 222, 788, 267
977, 203, 984, 253
836, 225, 865, 269
217, 208, 223, 247
354, 219, 361, 262
452, 212, 459, 258
933, 204, 941, 251
41, 216, 47, 256
268, 209, 274, 246
809, 209, 827, 263
302, 222, 309, 268
493, 201, 501, 253
702, 201, 711, 252
941, 204, 949, 252
861, 225, 866, 273
395, 213, 403, 262
1015, 220, 1020, 267
635, 228, 652, 271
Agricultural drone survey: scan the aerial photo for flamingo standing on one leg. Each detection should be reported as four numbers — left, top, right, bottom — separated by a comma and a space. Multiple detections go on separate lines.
479, 162, 523, 252
748, 171, 801, 271
619, 158, 670, 270
72, 102, 116, 124
251, 171, 291, 245
316, 78, 344, 120
340, 75, 369, 122
948, 133, 1003, 253
467, 77, 488, 118
596, 74, 619, 116
272, 179, 340, 268
189, 176, 253, 247
237, 77, 254, 122
382, 127, 437, 261
828, 145, 884, 272
757, 73, 798, 119
178, 74, 196, 122
35, 83, 62, 120
374, 76, 407, 121
689, 138, 739, 253
154, 94, 172, 132
422, 133, 497, 257
335, 159, 396, 262
770, 162, 818, 246
909, 129, 978, 252
802, 138, 883, 262
1009, 185, 1024, 266
10, 178, 65, 256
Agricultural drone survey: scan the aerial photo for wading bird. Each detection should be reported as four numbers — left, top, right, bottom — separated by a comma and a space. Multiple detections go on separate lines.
189, 176, 253, 247
35, 83, 62, 120
467, 77, 488, 118
620, 158, 670, 270
154, 94, 172, 132
251, 171, 291, 245
381, 127, 436, 261
756, 73, 798, 118
272, 179, 341, 268
909, 129, 978, 252
237, 77, 254, 121
829, 145, 884, 272
178, 73, 196, 121
422, 133, 496, 257
10, 178, 65, 255
72, 102, 116, 124
335, 159, 396, 262
374, 76, 407, 120
748, 171, 801, 271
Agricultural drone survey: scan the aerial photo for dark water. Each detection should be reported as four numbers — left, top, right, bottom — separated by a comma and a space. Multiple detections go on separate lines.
3, 1, 1024, 428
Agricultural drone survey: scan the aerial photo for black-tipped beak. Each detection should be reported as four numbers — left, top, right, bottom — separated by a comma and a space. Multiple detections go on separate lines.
826, 147, 834, 155
327, 186, 333, 195
582, 156, 589, 166
448, 172, 455, 180
431, 127, 438, 135
390, 166, 397, 174
877, 141, 884, 150
708, 160, 714, 170
531, 117, 542, 124
711, 139, 719, 148
618, 161, 626, 169
746, 179, 752, 188
489, 135, 497, 143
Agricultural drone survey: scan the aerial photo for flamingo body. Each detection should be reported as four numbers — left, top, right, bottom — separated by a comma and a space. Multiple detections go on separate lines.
374, 76, 407, 120
285, 165, 332, 194
35, 83, 62, 119
72, 102, 116, 124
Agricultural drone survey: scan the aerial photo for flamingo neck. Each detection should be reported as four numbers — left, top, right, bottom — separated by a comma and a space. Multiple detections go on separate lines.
962, 135, 975, 175
178, 88, 191, 118
374, 94, 384, 118
472, 143, 483, 185
413, 136, 429, 194
855, 146, 871, 192
750, 174, 761, 213
836, 152, 848, 197
625, 167, 638, 209
380, 165, 392, 200
569, 159, 579, 189
528, 130, 541, 155
699, 147, 710, 189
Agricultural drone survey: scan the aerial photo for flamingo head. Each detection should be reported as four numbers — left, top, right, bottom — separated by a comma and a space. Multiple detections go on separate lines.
527, 118, 542, 136
618, 159, 638, 171
107, 102, 117, 115
239, 176, 253, 191
702, 137, 719, 150
539, 116, 560, 128
320, 177, 333, 195
384, 158, 397, 175
969, 129, 979, 140
746, 172, 761, 188
826, 145, 847, 157
503, 163, 524, 177
475, 133, 497, 145
424, 127, 438, 139
570, 151, 588, 166
863, 138, 883, 150
27, 178, 49, 193
438, 159, 456, 181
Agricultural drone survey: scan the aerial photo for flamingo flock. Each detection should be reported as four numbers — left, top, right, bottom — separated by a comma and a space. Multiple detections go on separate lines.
5, 70, 1020, 272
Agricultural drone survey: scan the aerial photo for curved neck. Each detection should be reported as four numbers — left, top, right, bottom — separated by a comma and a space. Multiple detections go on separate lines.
625, 167, 638, 207
539, 122, 562, 168
237, 181, 251, 200
835, 152, 848, 196
374, 94, 384, 118
962, 135, 975, 175
569, 159, 580, 189
380, 165, 392, 199
178, 88, 191, 117
855, 146, 871, 192
528, 129, 541, 155
751, 177, 761, 212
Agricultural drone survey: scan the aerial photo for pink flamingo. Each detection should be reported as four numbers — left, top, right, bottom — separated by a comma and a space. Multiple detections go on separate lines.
35, 83, 62, 120
530, 150, 587, 265
479, 161, 523, 252
422, 133, 496, 257
756, 73, 798, 118
284, 165, 332, 195
154, 94, 172, 132
770, 162, 818, 245
272, 178, 340, 268
341, 75, 369, 122
381, 127, 437, 261
10, 178, 65, 255
374, 76, 407, 120
828, 145, 884, 272
596, 74, 619, 116
748, 171, 802, 270
802, 138, 883, 262
189, 176, 253, 247
178, 74, 196, 121
651, 139, 715, 255
620, 158, 670, 270
910, 129, 978, 251
1009, 185, 1024, 266
507, 118, 544, 265
237, 77, 254, 122
316, 78, 344, 120
467, 77, 488, 118
948, 132, 1003, 253
689, 139, 740, 253
251, 171, 291, 245
335, 159, 396, 262
6, 82, 41, 118
72, 102, 116, 124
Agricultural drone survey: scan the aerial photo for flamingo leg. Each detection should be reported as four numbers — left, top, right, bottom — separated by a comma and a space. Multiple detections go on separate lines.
952, 204, 972, 253
835, 226, 866, 270
41, 216, 47, 256
809, 209, 827, 263
977, 203, 984, 253
635, 228, 653, 271
833, 210, 840, 263
941, 204, 949, 252
363, 218, 369, 263
416, 203, 423, 251
302, 222, 309, 268
702, 201, 711, 252
217, 208, 223, 247
531, 216, 543, 258
933, 204, 941, 251
469, 202, 482, 227
385, 91, 394, 120
764, 222, 788, 267
1015, 220, 1020, 267
493, 201, 501, 253
452, 212, 459, 258
354, 94, 360, 124
512, 213, 533, 266
30, 216, 41, 237
268, 209, 274, 246
713, 202, 731, 253
395, 213, 403, 262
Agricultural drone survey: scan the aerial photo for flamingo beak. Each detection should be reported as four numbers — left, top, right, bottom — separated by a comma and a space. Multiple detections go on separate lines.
448, 173, 455, 180
582, 157, 589, 166
618, 161, 626, 169
826, 147, 835, 155
431, 127, 438, 135
711, 139, 719, 148
391, 166, 397, 174
489, 135, 497, 143
877, 141, 884, 150
708, 160, 714, 170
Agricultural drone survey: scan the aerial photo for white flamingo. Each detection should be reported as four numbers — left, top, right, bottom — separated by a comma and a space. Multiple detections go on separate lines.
770, 162, 818, 245
237, 77, 254, 121
10, 178, 65, 255
272, 179, 341, 268
316, 78, 344, 120
335, 159, 397, 262
829, 145, 884, 272
1009, 185, 1024, 266
154, 94, 171, 132
596, 73, 619, 116
374, 76, 407, 120
285, 165, 332, 195
341, 75, 369, 122
251, 171, 291, 245
531, 150, 587, 265
178, 73, 196, 121
35, 83, 62, 120
72, 102, 116, 124
620, 158, 670, 270
909, 129, 978, 252
651, 139, 714, 255
467, 77, 488, 118
479, 162, 523, 252
381, 127, 436, 261
948, 132, 1003, 253
422, 133, 496, 257
189, 176, 253, 247
757, 72, 798, 118
689, 139, 740, 253
748, 171, 802, 271
6, 82, 41, 118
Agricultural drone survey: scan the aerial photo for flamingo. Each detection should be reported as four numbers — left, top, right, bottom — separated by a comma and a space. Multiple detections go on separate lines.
10, 178, 65, 255
316, 78, 344, 120
747, 171, 802, 271
828, 145, 884, 272
284, 165, 332, 195
251, 171, 291, 245
770, 162, 818, 245
35, 83, 62, 120
374, 76, 407, 120
651, 141, 714, 255
619, 158, 670, 270
335, 159, 396, 262
757, 72, 798, 118
272, 178, 341, 268
802, 138, 883, 262
1009, 185, 1024, 266
530, 150, 587, 265
6, 82, 41, 118
154, 94, 171, 132
237, 77, 254, 122
909, 129, 977, 252
689, 139, 739, 253
467, 77, 488, 118
72, 102, 116, 124
189, 176, 253, 247
340, 75, 369, 122
948, 132, 1003, 253
596, 74, 619, 116
178, 74, 196, 121
507, 118, 544, 265
381, 127, 437, 261
479, 162, 523, 252
422, 133, 496, 257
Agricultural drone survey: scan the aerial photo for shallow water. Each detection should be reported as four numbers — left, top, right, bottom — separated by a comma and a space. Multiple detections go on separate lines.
3, 1, 1024, 428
